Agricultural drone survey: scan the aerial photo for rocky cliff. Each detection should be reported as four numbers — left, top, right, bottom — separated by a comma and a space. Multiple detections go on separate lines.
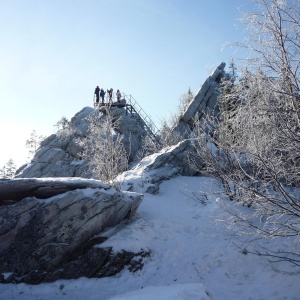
0, 177, 146, 284
171, 62, 226, 138
116, 138, 205, 195
16, 105, 147, 179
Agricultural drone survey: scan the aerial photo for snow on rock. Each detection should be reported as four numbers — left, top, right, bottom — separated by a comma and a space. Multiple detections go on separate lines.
15, 105, 147, 179
0, 177, 145, 284
100, 106, 147, 162
0, 177, 110, 203
0, 176, 298, 299
116, 138, 204, 194
15, 107, 94, 178
172, 62, 226, 138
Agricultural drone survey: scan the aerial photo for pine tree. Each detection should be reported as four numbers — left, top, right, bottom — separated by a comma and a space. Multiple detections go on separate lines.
178, 87, 194, 117
6, 159, 16, 178
0, 159, 16, 178
25, 130, 45, 160
228, 58, 237, 79
54, 116, 70, 132
0, 165, 6, 179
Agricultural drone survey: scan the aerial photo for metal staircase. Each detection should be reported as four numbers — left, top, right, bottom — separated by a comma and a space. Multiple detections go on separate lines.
122, 94, 159, 142
95, 93, 160, 144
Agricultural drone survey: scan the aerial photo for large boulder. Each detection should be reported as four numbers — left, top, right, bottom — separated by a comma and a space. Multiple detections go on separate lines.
172, 62, 226, 138
0, 178, 146, 284
116, 138, 205, 194
0, 177, 110, 203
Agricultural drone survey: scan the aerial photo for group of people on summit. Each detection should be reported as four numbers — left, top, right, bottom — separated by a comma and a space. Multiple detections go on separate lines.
94, 86, 122, 105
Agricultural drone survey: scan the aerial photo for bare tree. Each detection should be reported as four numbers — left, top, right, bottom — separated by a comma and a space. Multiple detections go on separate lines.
178, 87, 194, 117
158, 88, 194, 148
228, 58, 238, 79
191, 0, 300, 263
157, 119, 183, 148
137, 132, 161, 160
0, 166, 5, 179
25, 130, 45, 161
237, 0, 300, 113
54, 116, 70, 133
0, 159, 16, 179
79, 112, 129, 185
169, 88, 194, 128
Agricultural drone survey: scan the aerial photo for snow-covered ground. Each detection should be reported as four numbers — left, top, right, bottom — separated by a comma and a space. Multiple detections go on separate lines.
0, 176, 299, 300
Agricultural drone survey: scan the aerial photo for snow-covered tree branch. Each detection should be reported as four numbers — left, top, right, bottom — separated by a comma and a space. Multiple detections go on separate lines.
191, 0, 300, 261
78, 111, 129, 185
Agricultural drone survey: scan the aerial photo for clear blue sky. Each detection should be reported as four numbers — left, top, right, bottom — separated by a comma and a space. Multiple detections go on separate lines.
0, 0, 252, 168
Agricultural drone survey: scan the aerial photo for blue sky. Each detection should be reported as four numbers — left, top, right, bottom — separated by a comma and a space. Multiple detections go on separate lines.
0, 0, 252, 168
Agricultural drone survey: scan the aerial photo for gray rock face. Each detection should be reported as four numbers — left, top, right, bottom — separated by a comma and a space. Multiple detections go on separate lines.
15, 65, 225, 179
16, 107, 94, 178
172, 62, 226, 138
16, 105, 147, 179
116, 139, 205, 194
0, 177, 110, 203
101, 106, 147, 162
0, 178, 145, 284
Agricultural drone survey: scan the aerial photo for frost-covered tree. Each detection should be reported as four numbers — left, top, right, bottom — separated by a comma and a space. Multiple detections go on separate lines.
54, 116, 70, 133
238, 0, 300, 103
193, 74, 300, 264
25, 130, 45, 160
158, 119, 183, 148
192, 0, 300, 263
159, 88, 194, 148
178, 87, 194, 116
169, 88, 194, 128
228, 58, 238, 79
137, 132, 161, 160
0, 159, 16, 179
0, 166, 6, 179
6, 159, 16, 178
79, 112, 129, 185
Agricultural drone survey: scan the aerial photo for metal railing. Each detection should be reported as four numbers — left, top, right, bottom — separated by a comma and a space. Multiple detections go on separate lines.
122, 93, 159, 137
93, 92, 160, 143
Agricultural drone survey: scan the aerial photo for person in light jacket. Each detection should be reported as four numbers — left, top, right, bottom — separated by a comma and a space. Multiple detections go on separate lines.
107, 88, 113, 103
116, 89, 121, 103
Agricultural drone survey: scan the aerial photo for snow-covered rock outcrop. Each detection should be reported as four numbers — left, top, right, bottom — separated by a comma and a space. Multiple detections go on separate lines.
172, 62, 226, 138
16, 105, 147, 179
100, 106, 147, 162
116, 138, 205, 194
0, 178, 146, 284
15, 64, 226, 179
15, 107, 93, 178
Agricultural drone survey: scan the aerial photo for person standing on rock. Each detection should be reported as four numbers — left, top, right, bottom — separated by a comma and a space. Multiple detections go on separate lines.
116, 89, 121, 103
107, 88, 113, 103
100, 88, 106, 104
95, 86, 100, 104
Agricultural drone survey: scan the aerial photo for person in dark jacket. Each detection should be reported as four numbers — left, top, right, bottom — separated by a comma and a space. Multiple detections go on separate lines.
100, 88, 106, 104
95, 86, 100, 103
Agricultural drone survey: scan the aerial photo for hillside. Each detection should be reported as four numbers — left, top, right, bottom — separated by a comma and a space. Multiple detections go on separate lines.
1, 60, 299, 298
0, 176, 298, 299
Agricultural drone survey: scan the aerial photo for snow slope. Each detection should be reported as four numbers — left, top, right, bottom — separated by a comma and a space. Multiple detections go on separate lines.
0, 176, 299, 300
